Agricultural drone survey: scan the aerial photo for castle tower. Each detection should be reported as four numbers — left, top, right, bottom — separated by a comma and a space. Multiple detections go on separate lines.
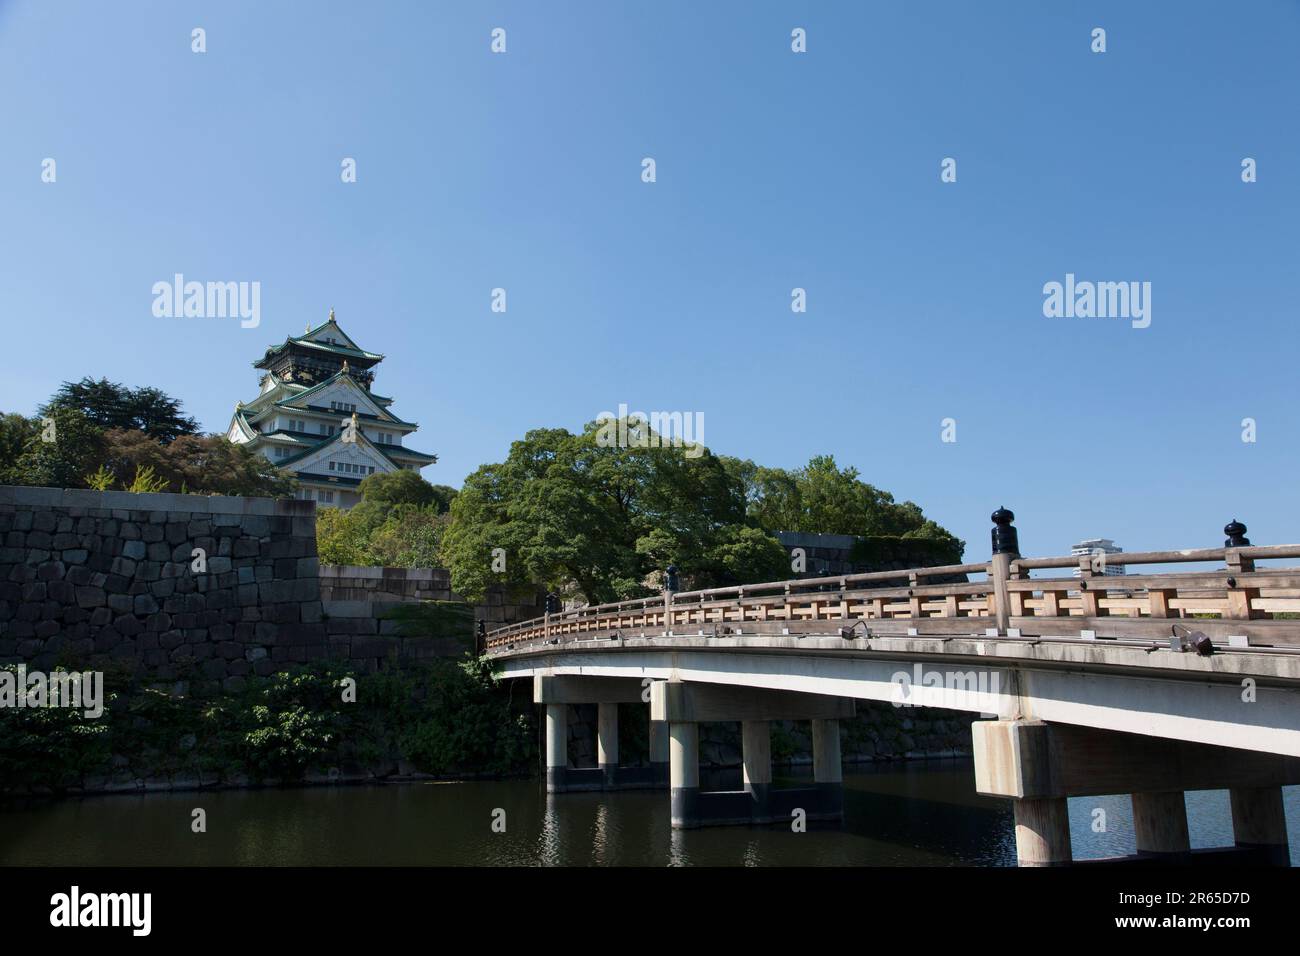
225, 309, 437, 508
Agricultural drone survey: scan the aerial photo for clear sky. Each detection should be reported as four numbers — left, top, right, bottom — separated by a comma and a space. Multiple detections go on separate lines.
1, 0, 1297, 561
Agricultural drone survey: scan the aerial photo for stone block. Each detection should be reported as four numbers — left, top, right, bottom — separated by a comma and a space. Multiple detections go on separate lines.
322, 600, 370, 618
327, 618, 378, 636
257, 580, 293, 604
75, 586, 106, 608
269, 603, 300, 624
233, 537, 260, 558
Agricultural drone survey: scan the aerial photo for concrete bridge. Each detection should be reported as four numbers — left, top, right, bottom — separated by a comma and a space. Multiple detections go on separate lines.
486, 510, 1300, 866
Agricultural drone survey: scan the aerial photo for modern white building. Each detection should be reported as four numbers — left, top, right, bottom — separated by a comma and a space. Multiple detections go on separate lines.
1070, 538, 1127, 576
226, 310, 437, 508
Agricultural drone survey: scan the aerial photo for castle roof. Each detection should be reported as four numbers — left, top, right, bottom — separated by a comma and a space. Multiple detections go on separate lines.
276, 427, 438, 470
253, 313, 383, 369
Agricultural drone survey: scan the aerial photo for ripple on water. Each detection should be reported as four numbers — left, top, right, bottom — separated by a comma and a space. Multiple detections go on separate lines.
2, 764, 1295, 867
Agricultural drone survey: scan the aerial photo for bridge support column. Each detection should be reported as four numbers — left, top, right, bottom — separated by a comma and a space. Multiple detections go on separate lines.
976, 719, 1300, 865
1230, 786, 1290, 865
669, 721, 700, 829
973, 719, 1074, 866
742, 720, 772, 824
1013, 798, 1073, 867
649, 716, 670, 788
811, 718, 844, 817
535, 676, 660, 791
597, 703, 619, 789
1132, 791, 1190, 858
654, 681, 854, 828
545, 703, 567, 794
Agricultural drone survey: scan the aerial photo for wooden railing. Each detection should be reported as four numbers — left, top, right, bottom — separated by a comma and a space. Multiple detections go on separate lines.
486, 538, 1300, 654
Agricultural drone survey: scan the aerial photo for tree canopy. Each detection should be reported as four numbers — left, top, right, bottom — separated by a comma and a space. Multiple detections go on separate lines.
3, 380, 291, 497
39, 377, 199, 443
95, 428, 295, 497
441, 425, 963, 605
722, 454, 963, 544
316, 472, 456, 568
8, 407, 105, 490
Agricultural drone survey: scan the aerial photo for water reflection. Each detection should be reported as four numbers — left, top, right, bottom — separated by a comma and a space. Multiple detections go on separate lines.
1, 760, 1295, 867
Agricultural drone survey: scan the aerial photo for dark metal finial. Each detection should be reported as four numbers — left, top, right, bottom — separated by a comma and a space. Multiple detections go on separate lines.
665, 565, 680, 593
991, 506, 1019, 557
1224, 519, 1250, 548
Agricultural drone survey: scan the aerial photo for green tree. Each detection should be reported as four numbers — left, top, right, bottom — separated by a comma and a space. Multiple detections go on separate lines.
442, 421, 790, 604
97, 429, 295, 497
0, 413, 39, 485
165, 433, 296, 496
723, 453, 963, 557
315, 472, 453, 568
39, 377, 198, 443
14, 407, 105, 489
315, 506, 370, 565
356, 470, 456, 513
367, 507, 451, 567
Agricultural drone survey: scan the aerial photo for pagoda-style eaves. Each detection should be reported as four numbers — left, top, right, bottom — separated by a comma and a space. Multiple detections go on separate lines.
252, 313, 384, 391
227, 308, 433, 510
254, 336, 383, 371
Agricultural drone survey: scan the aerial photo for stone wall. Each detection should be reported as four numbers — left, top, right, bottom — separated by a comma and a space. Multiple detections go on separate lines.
0, 486, 479, 688
775, 531, 863, 576
319, 564, 543, 626
775, 531, 967, 581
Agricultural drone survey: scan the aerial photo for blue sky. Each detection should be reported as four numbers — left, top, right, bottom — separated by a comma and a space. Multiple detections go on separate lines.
1, 0, 1297, 561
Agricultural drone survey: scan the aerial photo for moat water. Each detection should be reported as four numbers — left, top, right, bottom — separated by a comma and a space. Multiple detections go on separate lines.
3, 760, 1297, 866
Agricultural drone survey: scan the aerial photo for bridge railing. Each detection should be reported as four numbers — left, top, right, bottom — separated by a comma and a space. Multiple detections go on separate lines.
485, 516, 1300, 653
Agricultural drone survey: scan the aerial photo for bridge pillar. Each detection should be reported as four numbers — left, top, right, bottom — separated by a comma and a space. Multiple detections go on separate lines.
669, 721, 701, 829
1230, 786, 1290, 865
534, 676, 661, 791
545, 703, 567, 794
649, 716, 670, 788
811, 718, 844, 816
597, 702, 619, 789
1131, 791, 1191, 858
742, 720, 772, 824
977, 720, 1300, 865
1013, 798, 1073, 867
654, 681, 853, 828
972, 719, 1074, 866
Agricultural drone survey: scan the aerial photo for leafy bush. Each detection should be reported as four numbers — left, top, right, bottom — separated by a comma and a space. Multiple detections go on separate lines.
0, 665, 115, 791
0, 657, 536, 796
399, 657, 536, 775
238, 669, 352, 781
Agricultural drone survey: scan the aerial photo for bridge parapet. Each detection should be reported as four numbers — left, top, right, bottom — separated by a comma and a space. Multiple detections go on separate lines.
487, 514, 1300, 656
